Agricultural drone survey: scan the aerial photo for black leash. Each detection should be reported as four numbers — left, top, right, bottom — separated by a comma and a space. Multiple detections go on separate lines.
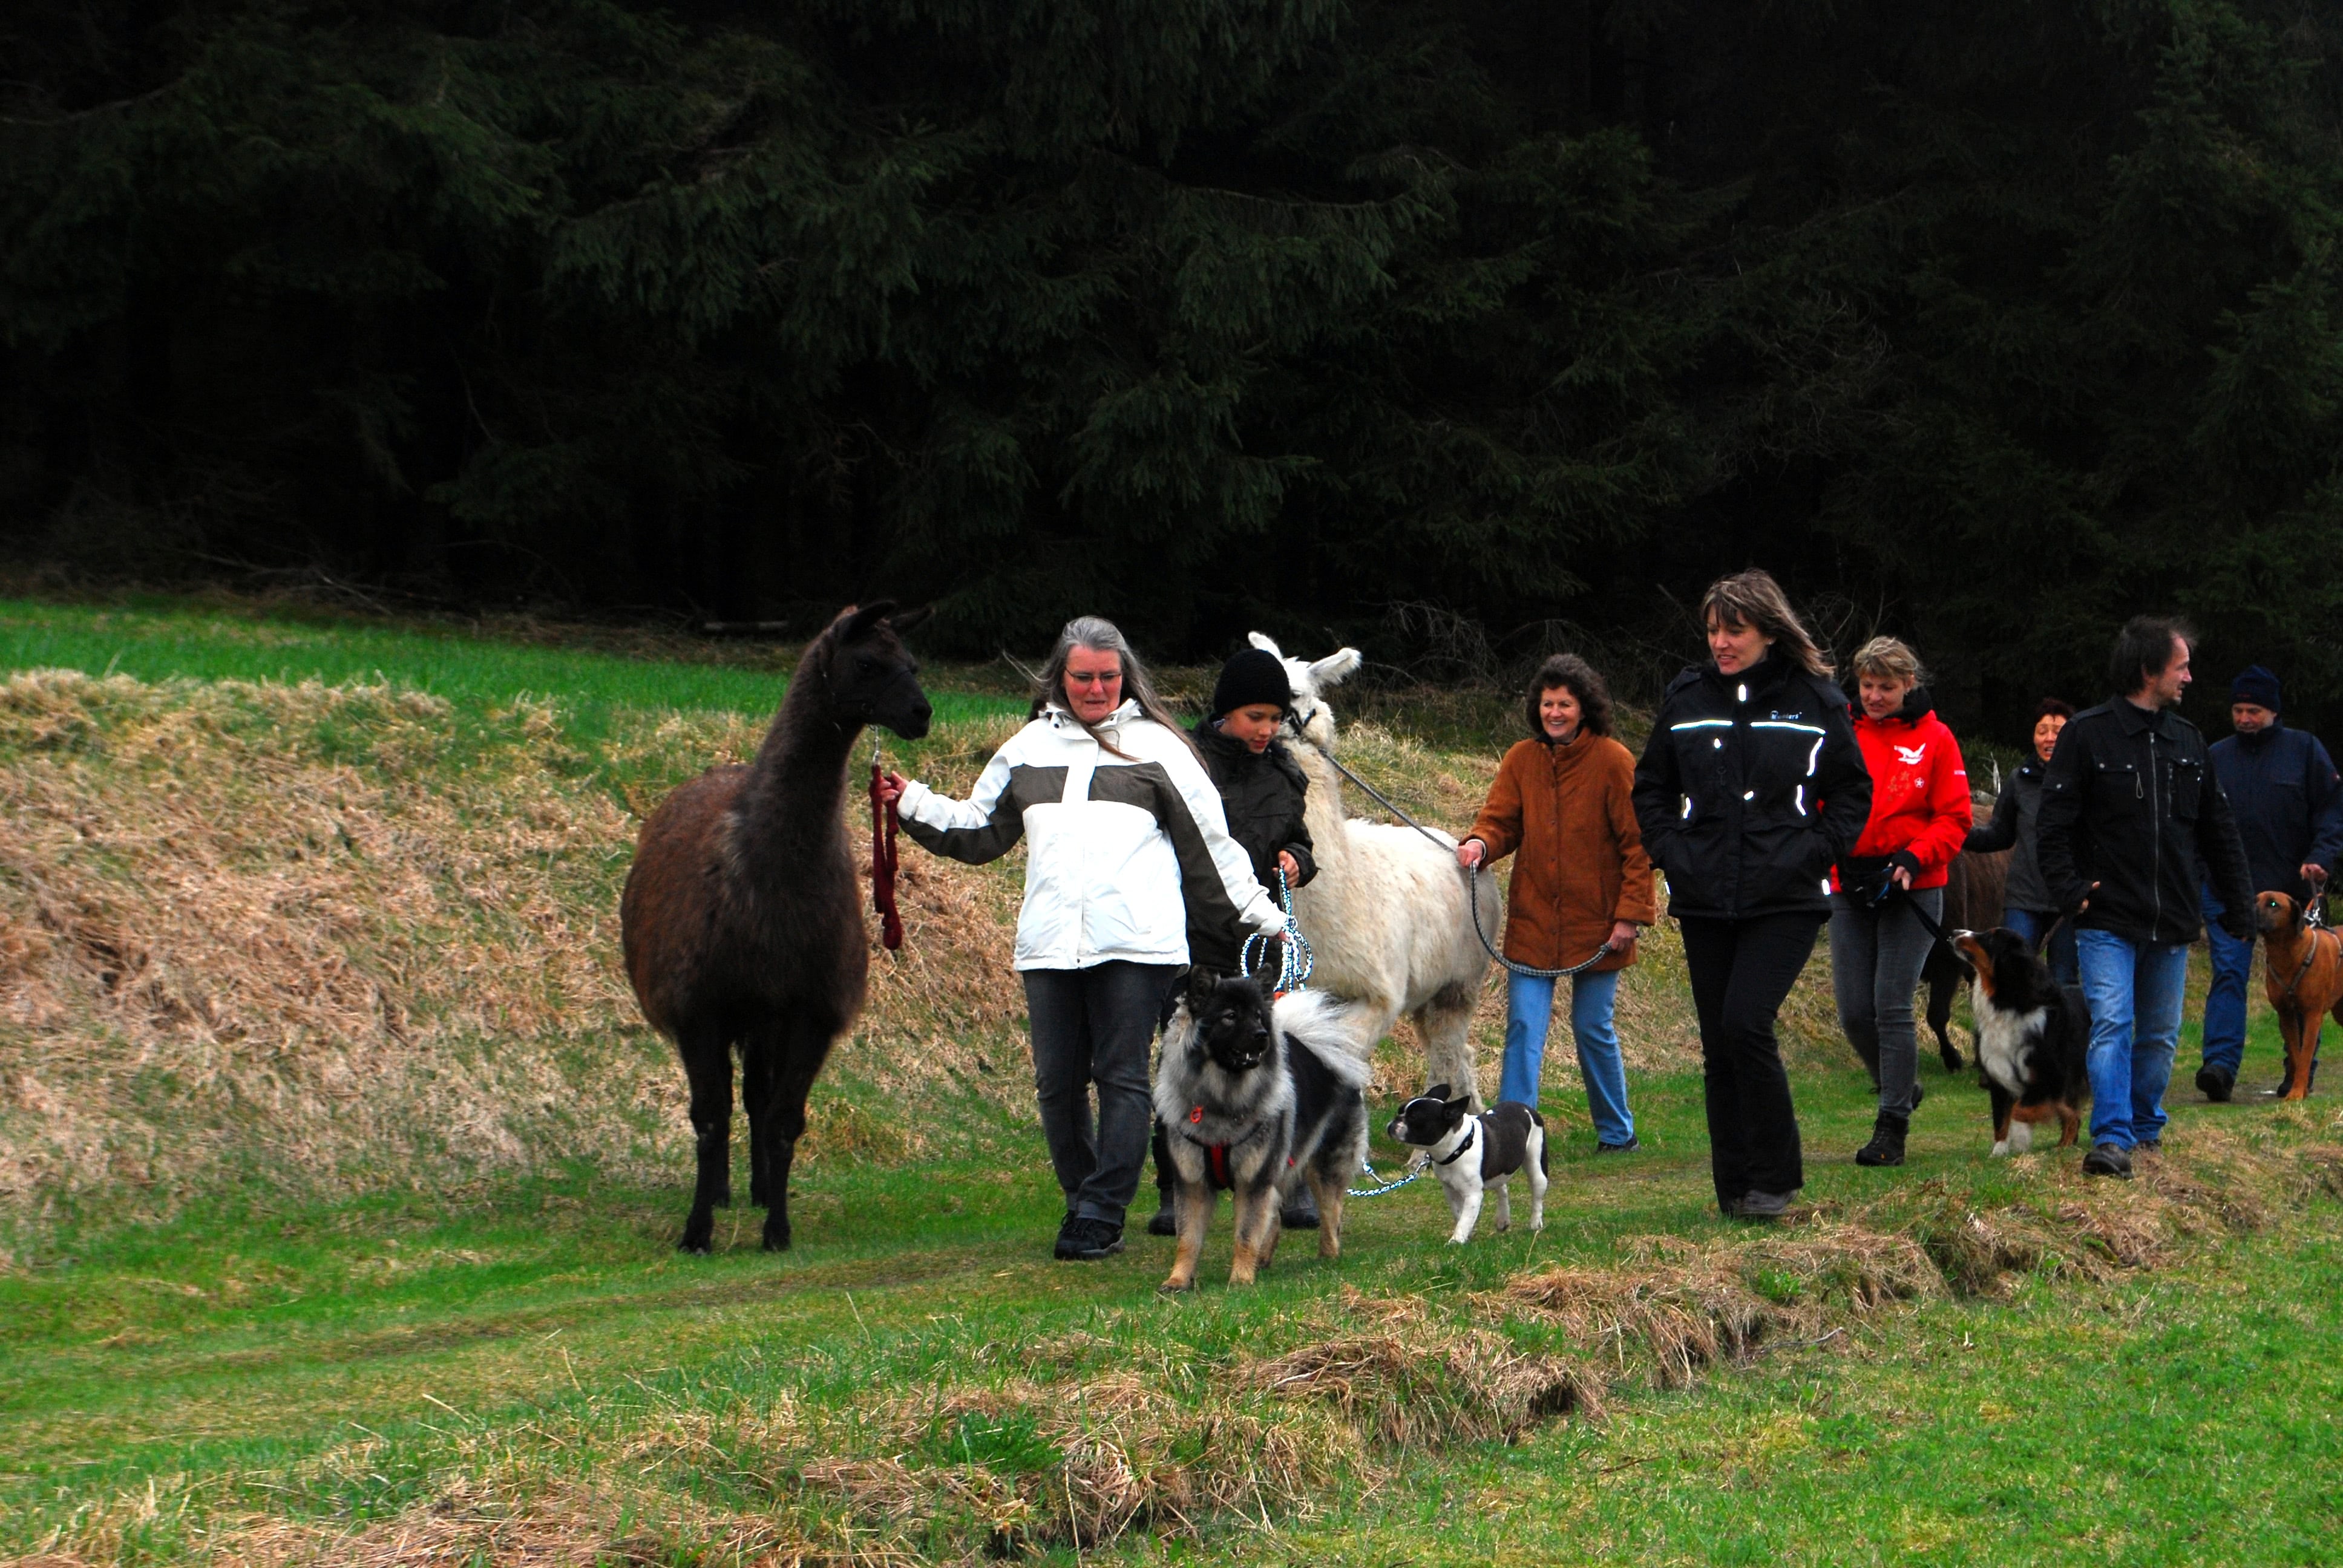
1305, 741, 1616, 981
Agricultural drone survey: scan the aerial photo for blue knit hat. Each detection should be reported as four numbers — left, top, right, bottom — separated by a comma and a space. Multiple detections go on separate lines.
2231, 665, 2281, 711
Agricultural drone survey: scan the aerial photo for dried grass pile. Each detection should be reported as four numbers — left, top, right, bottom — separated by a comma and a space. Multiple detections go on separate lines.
0, 670, 1032, 1242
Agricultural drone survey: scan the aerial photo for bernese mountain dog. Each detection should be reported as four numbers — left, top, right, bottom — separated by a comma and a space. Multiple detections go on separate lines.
1951, 927, 2090, 1155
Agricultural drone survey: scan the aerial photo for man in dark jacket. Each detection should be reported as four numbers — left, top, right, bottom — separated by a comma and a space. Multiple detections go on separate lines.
2037, 617, 2255, 1178
2194, 665, 2343, 1101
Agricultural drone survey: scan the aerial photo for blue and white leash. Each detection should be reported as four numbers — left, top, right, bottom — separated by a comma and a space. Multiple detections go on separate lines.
1236, 869, 1423, 1197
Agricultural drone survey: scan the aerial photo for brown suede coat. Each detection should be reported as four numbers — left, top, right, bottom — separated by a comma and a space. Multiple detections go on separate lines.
1467, 732, 1657, 973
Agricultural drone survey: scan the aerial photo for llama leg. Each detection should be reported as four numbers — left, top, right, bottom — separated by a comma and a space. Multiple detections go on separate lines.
1163, 1180, 1214, 1292
678, 1034, 734, 1253
741, 1046, 773, 1209
755, 1017, 837, 1252
1417, 984, 1484, 1111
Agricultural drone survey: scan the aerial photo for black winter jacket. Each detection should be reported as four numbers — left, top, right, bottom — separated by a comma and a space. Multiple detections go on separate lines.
1186, 722, 1317, 971
2207, 724, 2343, 906
1965, 762, 2055, 913
2035, 699, 2253, 945
1632, 654, 1872, 921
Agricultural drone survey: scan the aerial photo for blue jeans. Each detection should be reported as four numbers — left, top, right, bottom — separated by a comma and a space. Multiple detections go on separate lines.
1501, 967, 1633, 1146
2076, 929, 2190, 1148
2004, 907, 2080, 989
2198, 883, 2253, 1076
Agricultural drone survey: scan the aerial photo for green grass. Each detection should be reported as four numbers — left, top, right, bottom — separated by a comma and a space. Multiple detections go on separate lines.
5, 1024, 2338, 1565
0, 596, 1026, 736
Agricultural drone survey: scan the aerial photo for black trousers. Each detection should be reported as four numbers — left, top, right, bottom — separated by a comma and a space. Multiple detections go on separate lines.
1021, 961, 1178, 1227
1677, 912, 1823, 1208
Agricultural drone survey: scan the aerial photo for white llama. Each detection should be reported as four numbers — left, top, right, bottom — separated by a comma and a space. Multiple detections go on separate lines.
1251, 634, 1492, 1108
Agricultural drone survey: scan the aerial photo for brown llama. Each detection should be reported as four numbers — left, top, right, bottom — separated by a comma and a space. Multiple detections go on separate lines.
621, 601, 932, 1252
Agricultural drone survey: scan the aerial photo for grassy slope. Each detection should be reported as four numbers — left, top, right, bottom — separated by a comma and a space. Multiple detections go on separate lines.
3, 602, 2341, 1566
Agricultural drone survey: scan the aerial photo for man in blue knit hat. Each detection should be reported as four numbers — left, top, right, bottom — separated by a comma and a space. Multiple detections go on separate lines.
2196, 664, 2343, 1101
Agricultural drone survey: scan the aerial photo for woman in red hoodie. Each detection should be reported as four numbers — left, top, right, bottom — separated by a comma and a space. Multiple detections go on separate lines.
1829, 637, 1972, 1168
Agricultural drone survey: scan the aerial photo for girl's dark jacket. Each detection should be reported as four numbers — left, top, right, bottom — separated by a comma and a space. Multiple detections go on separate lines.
1967, 760, 2057, 914
1631, 654, 1872, 921
1185, 721, 1317, 972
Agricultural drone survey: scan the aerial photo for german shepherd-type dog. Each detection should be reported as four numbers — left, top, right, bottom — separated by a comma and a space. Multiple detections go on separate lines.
2256, 890, 2341, 1099
1951, 928, 2089, 1154
1154, 970, 1372, 1292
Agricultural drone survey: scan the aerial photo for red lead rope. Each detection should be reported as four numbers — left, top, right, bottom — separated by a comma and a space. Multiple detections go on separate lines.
869, 761, 903, 952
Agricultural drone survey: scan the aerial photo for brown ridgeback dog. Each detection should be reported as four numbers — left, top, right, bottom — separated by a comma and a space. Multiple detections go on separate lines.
2255, 890, 2341, 1100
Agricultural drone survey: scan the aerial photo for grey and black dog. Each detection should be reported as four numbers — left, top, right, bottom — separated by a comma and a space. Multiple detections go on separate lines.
1154, 970, 1374, 1291
1386, 1086, 1548, 1244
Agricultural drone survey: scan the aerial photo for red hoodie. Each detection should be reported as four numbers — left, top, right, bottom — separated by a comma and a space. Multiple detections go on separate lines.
1829, 693, 1972, 892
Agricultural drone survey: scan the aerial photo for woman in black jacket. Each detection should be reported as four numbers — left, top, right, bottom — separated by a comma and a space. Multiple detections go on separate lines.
1965, 698, 2078, 985
1147, 647, 1320, 1235
1633, 570, 1871, 1219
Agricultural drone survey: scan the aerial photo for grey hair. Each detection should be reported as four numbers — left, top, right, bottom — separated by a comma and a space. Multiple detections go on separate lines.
1851, 636, 1925, 687
1032, 615, 1194, 760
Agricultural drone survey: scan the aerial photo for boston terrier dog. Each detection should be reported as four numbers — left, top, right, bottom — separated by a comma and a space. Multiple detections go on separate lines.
1385, 1085, 1547, 1244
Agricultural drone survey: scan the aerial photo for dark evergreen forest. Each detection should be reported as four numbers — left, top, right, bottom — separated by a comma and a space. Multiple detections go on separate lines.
4, 1, 2339, 735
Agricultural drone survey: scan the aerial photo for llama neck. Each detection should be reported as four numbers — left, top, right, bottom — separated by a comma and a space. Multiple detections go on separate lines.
1295, 742, 1351, 866
735, 646, 861, 867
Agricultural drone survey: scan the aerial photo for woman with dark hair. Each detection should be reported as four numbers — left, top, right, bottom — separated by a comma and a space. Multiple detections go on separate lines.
1632, 571, 1872, 1218
1966, 697, 2080, 986
880, 616, 1284, 1260
1458, 655, 1657, 1148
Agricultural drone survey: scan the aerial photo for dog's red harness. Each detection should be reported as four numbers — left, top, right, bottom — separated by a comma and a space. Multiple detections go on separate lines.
1184, 1107, 1283, 1192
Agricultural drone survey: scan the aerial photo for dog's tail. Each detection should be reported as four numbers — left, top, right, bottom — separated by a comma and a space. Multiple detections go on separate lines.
1273, 990, 1379, 1091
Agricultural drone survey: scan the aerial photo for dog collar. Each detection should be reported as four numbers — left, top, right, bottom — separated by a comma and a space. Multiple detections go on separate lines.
1434, 1122, 1478, 1166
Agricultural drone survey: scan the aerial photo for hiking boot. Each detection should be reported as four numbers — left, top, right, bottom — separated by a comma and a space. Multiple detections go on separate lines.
1595, 1137, 1640, 1155
1734, 1189, 1796, 1219
2081, 1142, 2133, 1179
1281, 1187, 1321, 1230
1854, 1111, 1909, 1168
1145, 1206, 1178, 1237
1053, 1216, 1126, 1260
2196, 1064, 2235, 1103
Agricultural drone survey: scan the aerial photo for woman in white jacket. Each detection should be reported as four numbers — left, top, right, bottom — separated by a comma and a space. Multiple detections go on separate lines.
880, 616, 1283, 1261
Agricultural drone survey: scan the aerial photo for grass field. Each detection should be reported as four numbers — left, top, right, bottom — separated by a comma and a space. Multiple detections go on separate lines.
3, 599, 2341, 1566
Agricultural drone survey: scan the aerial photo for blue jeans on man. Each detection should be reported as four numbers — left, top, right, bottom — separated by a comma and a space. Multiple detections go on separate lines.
2198, 883, 2254, 1077
2002, 907, 2080, 990
2076, 929, 2190, 1147
1501, 967, 1632, 1145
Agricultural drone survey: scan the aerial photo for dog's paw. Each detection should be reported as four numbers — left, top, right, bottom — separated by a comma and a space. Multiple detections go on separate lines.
1157, 1277, 1194, 1295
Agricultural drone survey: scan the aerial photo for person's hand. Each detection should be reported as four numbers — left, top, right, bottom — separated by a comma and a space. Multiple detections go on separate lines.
1890, 864, 1914, 891
1607, 921, 1640, 958
1277, 849, 1300, 883
2221, 911, 2259, 944
2302, 862, 2327, 890
2074, 880, 2101, 913
875, 771, 909, 807
1457, 838, 1484, 869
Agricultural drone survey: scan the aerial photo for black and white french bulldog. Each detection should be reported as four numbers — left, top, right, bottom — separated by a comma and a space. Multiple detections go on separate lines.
1385, 1085, 1548, 1244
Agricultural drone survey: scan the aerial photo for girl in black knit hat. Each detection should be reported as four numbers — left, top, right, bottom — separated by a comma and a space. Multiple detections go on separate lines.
1145, 646, 1322, 1234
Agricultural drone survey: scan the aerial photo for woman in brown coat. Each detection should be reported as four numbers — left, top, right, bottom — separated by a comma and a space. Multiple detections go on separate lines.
1457, 655, 1657, 1149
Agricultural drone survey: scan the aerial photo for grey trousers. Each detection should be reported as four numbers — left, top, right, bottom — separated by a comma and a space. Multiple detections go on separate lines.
1827, 888, 1943, 1117
1021, 961, 1178, 1227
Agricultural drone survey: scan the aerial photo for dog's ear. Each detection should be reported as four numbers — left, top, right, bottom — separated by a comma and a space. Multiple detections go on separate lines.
1422, 1083, 1451, 1103
1186, 967, 1220, 1011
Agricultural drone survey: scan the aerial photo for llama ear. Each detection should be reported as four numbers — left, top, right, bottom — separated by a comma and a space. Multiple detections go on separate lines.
1247, 631, 1284, 658
886, 605, 934, 636
1308, 648, 1363, 688
839, 600, 899, 640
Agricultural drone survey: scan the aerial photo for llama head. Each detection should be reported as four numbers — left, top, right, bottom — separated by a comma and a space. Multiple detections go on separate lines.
1247, 632, 1362, 752
822, 601, 935, 739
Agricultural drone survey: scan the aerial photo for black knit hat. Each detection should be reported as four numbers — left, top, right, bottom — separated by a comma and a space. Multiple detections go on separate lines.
1210, 648, 1293, 719
2232, 664, 2281, 711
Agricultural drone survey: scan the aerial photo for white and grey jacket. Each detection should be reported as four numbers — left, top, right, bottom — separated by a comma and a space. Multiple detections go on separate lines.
897, 701, 1284, 970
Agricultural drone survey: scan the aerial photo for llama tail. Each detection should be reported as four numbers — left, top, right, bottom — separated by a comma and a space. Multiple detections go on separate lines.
1273, 990, 1380, 1091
